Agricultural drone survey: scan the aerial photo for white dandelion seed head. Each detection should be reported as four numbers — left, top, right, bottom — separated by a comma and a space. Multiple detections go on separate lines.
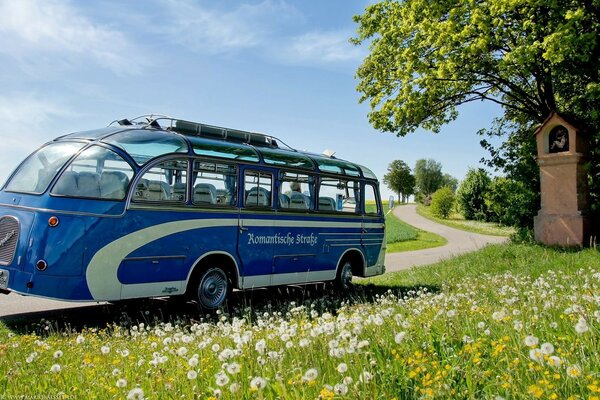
187, 370, 198, 380
567, 365, 582, 378
302, 368, 318, 382
126, 387, 145, 400
229, 383, 240, 393
215, 371, 230, 387
226, 362, 241, 375
547, 356, 562, 368
524, 335, 539, 347
529, 348, 543, 363
541, 342, 554, 355
117, 378, 127, 388
395, 332, 407, 344
50, 364, 61, 373
336, 363, 348, 374
334, 383, 348, 395
250, 376, 267, 390
101, 346, 110, 355
53, 350, 63, 358
76, 335, 85, 344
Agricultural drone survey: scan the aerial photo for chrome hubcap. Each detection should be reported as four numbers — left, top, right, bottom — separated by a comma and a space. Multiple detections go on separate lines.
340, 262, 353, 289
198, 268, 228, 309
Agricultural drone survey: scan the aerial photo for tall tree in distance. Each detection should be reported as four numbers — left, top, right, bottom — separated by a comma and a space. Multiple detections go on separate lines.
442, 173, 459, 192
414, 159, 443, 199
383, 160, 415, 203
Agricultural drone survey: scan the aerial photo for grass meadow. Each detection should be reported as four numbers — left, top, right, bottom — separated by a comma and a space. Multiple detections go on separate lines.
417, 204, 515, 237
0, 244, 598, 399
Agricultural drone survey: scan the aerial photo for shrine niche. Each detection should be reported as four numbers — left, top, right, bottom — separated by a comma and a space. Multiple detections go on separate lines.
533, 112, 590, 246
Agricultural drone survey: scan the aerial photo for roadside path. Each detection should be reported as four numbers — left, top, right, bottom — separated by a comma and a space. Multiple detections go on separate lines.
384, 204, 508, 272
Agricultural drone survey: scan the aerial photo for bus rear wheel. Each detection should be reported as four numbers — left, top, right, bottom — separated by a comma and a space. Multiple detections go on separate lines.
194, 267, 230, 310
334, 260, 353, 291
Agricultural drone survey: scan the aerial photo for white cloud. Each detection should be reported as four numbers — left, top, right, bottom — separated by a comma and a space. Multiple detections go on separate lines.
0, 0, 147, 75
0, 94, 74, 185
159, 0, 303, 53
279, 30, 366, 65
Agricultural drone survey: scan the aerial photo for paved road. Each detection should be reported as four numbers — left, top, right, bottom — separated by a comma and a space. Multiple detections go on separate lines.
384, 204, 507, 272
0, 205, 506, 317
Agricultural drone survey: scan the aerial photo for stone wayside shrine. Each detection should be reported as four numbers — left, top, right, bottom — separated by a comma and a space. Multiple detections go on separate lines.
534, 112, 591, 246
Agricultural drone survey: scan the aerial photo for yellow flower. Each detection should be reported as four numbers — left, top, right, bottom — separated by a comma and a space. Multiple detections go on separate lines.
528, 384, 543, 398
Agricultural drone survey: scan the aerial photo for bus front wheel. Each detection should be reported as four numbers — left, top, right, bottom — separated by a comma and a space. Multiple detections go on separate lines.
334, 260, 354, 291
194, 267, 230, 310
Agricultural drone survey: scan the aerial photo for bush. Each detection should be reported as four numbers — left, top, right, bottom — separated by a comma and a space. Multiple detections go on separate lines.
485, 177, 539, 227
430, 187, 455, 219
456, 168, 491, 221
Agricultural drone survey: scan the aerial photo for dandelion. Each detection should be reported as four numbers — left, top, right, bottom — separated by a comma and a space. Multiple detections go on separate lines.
127, 388, 145, 400
229, 383, 240, 393
250, 377, 267, 390
566, 365, 582, 378
574, 318, 589, 334
211, 343, 220, 352
524, 335, 539, 347
255, 339, 266, 354
299, 338, 310, 348
117, 379, 127, 388
446, 309, 456, 318
112, 368, 120, 376
187, 370, 197, 380
334, 383, 349, 395
302, 368, 318, 383
336, 363, 348, 374
188, 357, 199, 368
394, 332, 406, 344
547, 356, 562, 368
226, 362, 241, 374
343, 376, 353, 385
492, 310, 505, 321
101, 346, 110, 354
50, 364, 61, 373
529, 348, 543, 362
177, 347, 188, 356
76, 335, 85, 344
53, 350, 63, 358
540, 342, 554, 355
215, 371, 230, 387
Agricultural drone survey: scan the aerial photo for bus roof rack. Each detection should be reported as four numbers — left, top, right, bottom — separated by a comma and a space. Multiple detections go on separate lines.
108, 114, 295, 151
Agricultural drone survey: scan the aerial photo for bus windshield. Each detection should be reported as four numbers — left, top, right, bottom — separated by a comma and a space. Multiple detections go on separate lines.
4, 142, 85, 194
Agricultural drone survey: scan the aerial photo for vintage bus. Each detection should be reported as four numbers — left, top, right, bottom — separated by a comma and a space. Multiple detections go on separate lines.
0, 116, 386, 309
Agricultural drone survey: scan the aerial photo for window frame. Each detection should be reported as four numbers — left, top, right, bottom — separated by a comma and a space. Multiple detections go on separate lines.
191, 159, 239, 208
243, 170, 274, 210
317, 175, 362, 215
277, 170, 316, 212
130, 157, 190, 205
363, 182, 382, 216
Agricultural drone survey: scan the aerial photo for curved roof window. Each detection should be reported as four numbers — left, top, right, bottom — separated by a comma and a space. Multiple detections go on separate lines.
356, 164, 378, 179
103, 130, 188, 165
259, 148, 314, 170
315, 158, 360, 177
189, 136, 259, 163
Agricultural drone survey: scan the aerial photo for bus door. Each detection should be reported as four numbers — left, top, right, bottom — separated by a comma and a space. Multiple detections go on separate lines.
361, 183, 385, 270
237, 168, 276, 287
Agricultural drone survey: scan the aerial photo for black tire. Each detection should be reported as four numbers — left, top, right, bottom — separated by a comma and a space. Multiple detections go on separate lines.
193, 267, 231, 310
334, 259, 353, 291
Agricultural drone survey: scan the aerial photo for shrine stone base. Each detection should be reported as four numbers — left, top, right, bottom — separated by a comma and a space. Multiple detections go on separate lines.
534, 212, 591, 247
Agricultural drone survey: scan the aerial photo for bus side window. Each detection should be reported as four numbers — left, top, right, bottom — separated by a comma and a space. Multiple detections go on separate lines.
319, 178, 361, 214
193, 161, 237, 206
278, 172, 314, 210
244, 171, 273, 208
133, 159, 188, 203
364, 183, 381, 215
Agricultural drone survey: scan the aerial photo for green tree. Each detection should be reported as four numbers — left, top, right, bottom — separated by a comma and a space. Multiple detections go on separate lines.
353, 0, 600, 223
383, 160, 415, 203
456, 168, 492, 221
430, 186, 455, 219
485, 177, 538, 227
441, 173, 459, 192
414, 159, 443, 199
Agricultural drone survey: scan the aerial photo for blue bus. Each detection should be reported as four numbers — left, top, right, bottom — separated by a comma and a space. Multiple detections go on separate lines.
0, 116, 386, 309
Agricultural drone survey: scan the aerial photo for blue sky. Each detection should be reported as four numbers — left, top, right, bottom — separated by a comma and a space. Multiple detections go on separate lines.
0, 0, 503, 199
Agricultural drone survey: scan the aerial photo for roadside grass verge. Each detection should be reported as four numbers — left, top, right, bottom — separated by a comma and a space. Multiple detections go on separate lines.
2, 244, 598, 399
366, 202, 446, 253
417, 203, 515, 236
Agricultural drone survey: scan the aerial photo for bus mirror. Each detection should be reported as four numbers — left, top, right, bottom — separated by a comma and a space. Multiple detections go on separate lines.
388, 196, 395, 210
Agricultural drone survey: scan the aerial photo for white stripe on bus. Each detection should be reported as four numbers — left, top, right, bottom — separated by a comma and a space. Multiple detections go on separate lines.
85, 218, 381, 300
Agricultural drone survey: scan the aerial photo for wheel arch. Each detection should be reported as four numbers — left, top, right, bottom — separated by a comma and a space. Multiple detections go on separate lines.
335, 248, 366, 278
184, 251, 241, 294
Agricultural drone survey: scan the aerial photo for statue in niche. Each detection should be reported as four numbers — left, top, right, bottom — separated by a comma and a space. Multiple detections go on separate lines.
549, 125, 569, 153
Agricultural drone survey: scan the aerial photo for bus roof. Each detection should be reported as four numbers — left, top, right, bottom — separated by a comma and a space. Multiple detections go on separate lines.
53, 117, 379, 180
